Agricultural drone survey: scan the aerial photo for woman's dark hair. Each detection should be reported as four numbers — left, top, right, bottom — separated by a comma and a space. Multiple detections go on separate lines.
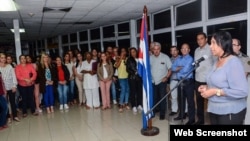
118, 47, 128, 56
211, 31, 235, 58
129, 47, 138, 57
75, 52, 82, 68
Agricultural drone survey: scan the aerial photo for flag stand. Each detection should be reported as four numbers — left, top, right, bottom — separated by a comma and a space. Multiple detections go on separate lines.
141, 119, 160, 136
140, 5, 159, 136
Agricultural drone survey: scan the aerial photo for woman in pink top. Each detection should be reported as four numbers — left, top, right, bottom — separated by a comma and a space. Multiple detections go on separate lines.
15, 55, 38, 117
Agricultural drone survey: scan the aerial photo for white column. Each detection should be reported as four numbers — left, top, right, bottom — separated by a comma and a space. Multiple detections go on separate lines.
170, 5, 176, 46
130, 19, 137, 48
58, 35, 63, 57
100, 27, 104, 51
13, 19, 21, 64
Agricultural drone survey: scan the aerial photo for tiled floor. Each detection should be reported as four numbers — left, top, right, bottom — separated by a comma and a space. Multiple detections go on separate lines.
0, 101, 210, 141
1, 104, 178, 141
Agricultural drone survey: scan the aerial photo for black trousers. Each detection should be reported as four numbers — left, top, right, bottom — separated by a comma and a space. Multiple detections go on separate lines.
177, 79, 195, 121
128, 77, 142, 108
153, 81, 167, 117
209, 108, 246, 125
18, 85, 35, 114
7, 90, 18, 118
195, 81, 206, 123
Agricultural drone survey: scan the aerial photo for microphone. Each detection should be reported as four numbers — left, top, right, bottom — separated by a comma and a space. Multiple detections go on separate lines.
192, 55, 208, 65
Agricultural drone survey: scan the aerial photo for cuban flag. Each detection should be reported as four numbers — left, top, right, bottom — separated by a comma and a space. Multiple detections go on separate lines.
138, 13, 154, 129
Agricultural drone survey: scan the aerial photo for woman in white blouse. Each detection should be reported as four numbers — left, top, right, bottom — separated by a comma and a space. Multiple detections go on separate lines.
73, 53, 86, 106
0, 53, 20, 122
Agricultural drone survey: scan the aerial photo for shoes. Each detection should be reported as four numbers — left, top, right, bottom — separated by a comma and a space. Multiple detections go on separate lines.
137, 105, 143, 111
169, 112, 177, 116
125, 104, 130, 110
0, 125, 8, 131
132, 107, 137, 113
113, 100, 117, 105
174, 116, 186, 120
85, 105, 91, 110
7, 118, 12, 124
59, 105, 63, 110
185, 120, 195, 125
50, 107, 54, 113
23, 114, 27, 118
193, 121, 204, 125
64, 104, 69, 110
36, 108, 42, 113
119, 108, 123, 112
13, 117, 20, 122
159, 115, 165, 120
33, 112, 39, 116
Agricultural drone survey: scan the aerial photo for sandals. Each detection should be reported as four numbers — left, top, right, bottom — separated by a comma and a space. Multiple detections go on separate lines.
13, 117, 20, 122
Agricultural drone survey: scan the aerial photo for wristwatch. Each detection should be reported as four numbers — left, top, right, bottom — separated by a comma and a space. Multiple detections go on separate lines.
216, 89, 221, 96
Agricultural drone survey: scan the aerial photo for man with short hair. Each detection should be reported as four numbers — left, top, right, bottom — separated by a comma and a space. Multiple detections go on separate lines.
194, 32, 214, 125
169, 46, 180, 116
172, 43, 195, 125
232, 38, 250, 77
150, 42, 172, 120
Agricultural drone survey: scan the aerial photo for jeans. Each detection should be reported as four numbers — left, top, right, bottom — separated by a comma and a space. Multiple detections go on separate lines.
43, 85, 54, 107
0, 95, 8, 126
68, 80, 75, 103
111, 81, 116, 101
119, 78, 129, 105
57, 84, 69, 105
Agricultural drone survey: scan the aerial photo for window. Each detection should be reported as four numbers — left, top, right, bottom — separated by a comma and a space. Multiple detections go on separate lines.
176, 27, 203, 56
118, 39, 130, 49
103, 40, 116, 51
137, 16, 150, 33
208, 0, 247, 19
80, 44, 89, 54
153, 32, 171, 55
176, 0, 201, 25
154, 10, 171, 29
103, 25, 115, 38
207, 20, 247, 54
118, 22, 130, 36
90, 28, 100, 40
90, 42, 101, 52
79, 31, 88, 41
62, 35, 68, 44
70, 33, 77, 43
70, 45, 78, 52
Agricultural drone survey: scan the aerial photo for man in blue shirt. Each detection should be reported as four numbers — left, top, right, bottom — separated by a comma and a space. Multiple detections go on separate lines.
172, 43, 195, 125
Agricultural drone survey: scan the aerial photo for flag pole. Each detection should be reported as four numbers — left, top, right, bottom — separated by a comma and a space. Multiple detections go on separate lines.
140, 5, 159, 136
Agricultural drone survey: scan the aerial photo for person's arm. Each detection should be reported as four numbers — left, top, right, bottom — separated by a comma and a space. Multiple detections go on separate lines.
96, 64, 104, 81
222, 58, 248, 98
30, 64, 37, 82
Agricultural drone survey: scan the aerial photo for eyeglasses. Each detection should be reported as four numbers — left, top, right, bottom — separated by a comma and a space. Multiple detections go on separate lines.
232, 44, 240, 46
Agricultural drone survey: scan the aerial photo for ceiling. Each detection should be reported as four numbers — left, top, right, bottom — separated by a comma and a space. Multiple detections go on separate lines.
0, 0, 189, 45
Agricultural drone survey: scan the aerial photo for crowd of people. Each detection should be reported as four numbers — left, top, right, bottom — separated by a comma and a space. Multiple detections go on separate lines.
0, 31, 249, 131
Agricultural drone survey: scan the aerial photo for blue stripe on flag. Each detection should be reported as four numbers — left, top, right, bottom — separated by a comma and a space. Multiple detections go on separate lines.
138, 13, 154, 129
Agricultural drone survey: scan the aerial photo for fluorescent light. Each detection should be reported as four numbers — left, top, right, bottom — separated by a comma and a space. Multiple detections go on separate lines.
219, 27, 235, 31
11, 28, 25, 33
0, 0, 17, 11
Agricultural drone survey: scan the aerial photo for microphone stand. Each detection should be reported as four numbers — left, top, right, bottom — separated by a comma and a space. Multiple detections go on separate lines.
146, 63, 200, 125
